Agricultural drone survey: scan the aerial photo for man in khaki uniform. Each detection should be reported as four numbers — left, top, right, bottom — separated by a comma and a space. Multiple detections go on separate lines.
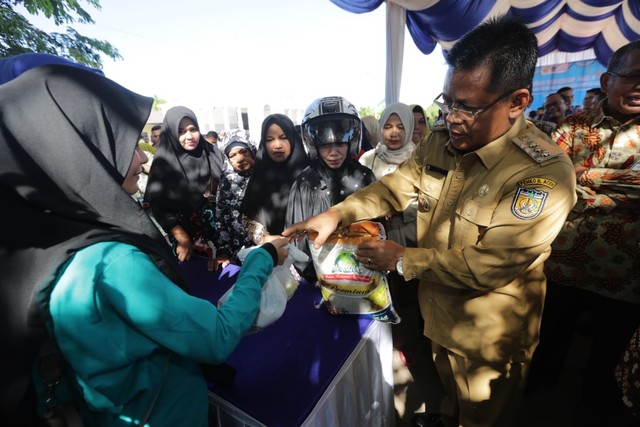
284, 15, 577, 427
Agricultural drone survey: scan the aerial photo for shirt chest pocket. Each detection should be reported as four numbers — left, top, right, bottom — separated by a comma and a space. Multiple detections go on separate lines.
453, 198, 495, 247
417, 173, 445, 213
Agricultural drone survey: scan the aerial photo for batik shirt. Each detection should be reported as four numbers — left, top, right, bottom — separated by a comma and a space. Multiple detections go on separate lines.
214, 169, 252, 263
546, 109, 640, 302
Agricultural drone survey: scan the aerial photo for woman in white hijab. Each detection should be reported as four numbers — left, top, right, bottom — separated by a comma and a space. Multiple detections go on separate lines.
358, 102, 414, 179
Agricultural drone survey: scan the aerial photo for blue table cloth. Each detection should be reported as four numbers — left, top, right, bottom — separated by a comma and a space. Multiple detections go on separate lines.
180, 258, 376, 427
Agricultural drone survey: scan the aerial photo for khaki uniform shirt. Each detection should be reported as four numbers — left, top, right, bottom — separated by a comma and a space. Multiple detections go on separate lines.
335, 117, 577, 363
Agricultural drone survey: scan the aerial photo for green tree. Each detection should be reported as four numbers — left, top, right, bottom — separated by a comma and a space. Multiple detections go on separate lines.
358, 106, 376, 118
424, 103, 440, 125
152, 95, 166, 111
0, 0, 120, 68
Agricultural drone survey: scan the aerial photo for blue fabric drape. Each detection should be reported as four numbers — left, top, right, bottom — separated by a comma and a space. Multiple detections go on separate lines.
329, 0, 640, 66
328, 0, 383, 13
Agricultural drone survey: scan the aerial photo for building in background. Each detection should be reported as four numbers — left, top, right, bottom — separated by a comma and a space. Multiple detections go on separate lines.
147, 104, 305, 143
141, 109, 163, 137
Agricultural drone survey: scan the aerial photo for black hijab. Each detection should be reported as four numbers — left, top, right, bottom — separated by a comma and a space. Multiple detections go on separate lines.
241, 114, 309, 235
0, 65, 187, 418
145, 106, 225, 231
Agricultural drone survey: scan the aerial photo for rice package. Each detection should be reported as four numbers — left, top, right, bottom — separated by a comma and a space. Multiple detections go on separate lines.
309, 221, 400, 324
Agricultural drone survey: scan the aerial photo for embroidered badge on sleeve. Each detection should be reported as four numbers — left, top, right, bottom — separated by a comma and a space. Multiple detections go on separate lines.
511, 187, 548, 220
518, 177, 557, 189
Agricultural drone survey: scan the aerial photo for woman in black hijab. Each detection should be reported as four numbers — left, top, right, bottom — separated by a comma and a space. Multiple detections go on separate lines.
0, 65, 287, 426
241, 114, 309, 242
145, 106, 225, 265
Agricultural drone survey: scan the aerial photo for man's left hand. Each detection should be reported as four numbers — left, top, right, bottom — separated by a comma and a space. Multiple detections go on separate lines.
355, 240, 405, 272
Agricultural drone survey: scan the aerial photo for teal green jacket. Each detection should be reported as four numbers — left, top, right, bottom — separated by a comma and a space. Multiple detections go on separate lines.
42, 241, 273, 427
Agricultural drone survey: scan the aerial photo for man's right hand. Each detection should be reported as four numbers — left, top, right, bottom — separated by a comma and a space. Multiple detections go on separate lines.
282, 207, 342, 248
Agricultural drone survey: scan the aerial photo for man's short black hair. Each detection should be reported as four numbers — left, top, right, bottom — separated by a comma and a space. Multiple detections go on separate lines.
151, 125, 161, 132
607, 40, 640, 73
445, 15, 538, 95
585, 87, 605, 105
586, 87, 604, 98
206, 131, 219, 139
556, 87, 572, 94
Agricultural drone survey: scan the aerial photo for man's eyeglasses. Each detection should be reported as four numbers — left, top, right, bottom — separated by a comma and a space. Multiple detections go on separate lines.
433, 91, 514, 122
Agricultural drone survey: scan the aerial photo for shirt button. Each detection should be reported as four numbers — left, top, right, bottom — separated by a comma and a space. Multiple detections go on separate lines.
447, 200, 453, 206
455, 173, 462, 179
411, 273, 417, 279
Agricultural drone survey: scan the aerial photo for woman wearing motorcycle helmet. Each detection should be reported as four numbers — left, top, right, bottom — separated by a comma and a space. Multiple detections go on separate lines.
285, 96, 376, 283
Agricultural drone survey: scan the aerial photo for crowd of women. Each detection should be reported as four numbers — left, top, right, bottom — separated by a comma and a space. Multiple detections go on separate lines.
142, 97, 431, 278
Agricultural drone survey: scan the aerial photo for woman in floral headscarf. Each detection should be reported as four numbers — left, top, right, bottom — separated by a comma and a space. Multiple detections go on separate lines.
214, 129, 257, 266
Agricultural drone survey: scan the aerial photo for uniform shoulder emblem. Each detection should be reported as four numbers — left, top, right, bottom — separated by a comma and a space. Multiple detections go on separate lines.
511, 186, 548, 220
512, 133, 564, 164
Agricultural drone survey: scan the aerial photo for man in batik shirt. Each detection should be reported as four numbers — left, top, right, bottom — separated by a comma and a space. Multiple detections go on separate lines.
530, 40, 640, 426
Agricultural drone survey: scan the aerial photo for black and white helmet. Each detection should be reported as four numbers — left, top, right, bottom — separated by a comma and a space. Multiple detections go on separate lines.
301, 96, 362, 159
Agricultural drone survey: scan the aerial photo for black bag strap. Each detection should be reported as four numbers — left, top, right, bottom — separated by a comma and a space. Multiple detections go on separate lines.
138, 355, 170, 426
39, 338, 83, 427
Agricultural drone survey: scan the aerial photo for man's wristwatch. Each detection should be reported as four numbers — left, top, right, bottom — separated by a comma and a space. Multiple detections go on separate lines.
395, 256, 404, 275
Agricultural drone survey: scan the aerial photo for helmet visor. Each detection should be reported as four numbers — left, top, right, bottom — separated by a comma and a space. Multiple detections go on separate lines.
304, 117, 360, 146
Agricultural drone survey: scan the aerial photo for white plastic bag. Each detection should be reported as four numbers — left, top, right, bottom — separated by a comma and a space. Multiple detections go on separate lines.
218, 244, 309, 332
